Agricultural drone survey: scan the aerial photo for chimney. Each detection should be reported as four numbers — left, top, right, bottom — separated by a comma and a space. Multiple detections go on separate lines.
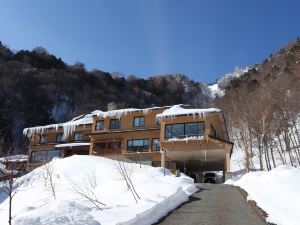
107, 102, 117, 111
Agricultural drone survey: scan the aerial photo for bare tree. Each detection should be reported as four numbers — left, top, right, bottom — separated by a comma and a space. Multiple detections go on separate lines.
115, 157, 140, 204
0, 143, 23, 225
42, 160, 57, 200
69, 171, 106, 211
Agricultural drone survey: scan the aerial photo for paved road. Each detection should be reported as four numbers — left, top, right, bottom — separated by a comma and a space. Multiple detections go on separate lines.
155, 184, 267, 225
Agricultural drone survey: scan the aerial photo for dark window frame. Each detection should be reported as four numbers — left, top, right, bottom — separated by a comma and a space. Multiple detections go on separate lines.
95, 120, 104, 131
164, 121, 205, 140
133, 116, 145, 127
109, 119, 121, 129
127, 138, 149, 152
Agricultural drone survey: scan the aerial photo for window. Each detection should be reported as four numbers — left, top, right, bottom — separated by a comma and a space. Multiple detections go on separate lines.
40, 135, 47, 144
127, 139, 149, 152
74, 132, 84, 141
56, 133, 64, 143
31, 149, 61, 163
152, 138, 160, 151
165, 122, 205, 140
156, 117, 161, 125
210, 125, 218, 138
95, 120, 104, 131
133, 116, 145, 127
109, 119, 121, 129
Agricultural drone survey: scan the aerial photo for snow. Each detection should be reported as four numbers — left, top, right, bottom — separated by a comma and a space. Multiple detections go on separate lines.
23, 114, 94, 140
0, 155, 197, 225
0, 155, 28, 163
156, 105, 221, 120
23, 106, 169, 141
54, 142, 90, 148
168, 136, 205, 143
207, 83, 225, 98
226, 165, 300, 225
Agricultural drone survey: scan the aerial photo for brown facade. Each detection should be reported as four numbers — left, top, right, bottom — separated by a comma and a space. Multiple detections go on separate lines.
25, 105, 233, 180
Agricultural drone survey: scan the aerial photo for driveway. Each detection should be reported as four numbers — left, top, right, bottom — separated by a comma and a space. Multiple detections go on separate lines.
155, 183, 267, 225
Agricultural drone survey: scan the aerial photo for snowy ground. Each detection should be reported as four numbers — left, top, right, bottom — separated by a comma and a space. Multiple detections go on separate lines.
226, 165, 300, 225
0, 156, 197, 225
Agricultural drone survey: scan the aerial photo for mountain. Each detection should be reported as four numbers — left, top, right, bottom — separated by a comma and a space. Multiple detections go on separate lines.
0, 42, 209, 150
215, 38, 300, 171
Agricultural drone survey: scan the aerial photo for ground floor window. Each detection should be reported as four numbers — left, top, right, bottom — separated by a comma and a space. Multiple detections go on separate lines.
127, 139, 149, 152
31, 149, 61, 163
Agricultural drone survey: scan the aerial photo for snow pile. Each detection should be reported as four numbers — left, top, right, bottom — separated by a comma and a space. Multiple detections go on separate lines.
156, 105, 221, 120
0, 155, 28, 163
0, 155, 197, 225
226, 165, 300, 225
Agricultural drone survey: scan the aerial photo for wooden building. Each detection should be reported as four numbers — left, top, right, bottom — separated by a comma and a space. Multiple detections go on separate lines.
24, 104, 233, 180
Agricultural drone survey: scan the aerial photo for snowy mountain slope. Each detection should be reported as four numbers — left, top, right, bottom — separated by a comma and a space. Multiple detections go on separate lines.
0, 156, 197, 225
203, 66, 250, 99
226, 166, 300, 225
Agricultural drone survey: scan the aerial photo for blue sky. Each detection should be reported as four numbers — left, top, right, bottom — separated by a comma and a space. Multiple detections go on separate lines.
1, 0, 300, 83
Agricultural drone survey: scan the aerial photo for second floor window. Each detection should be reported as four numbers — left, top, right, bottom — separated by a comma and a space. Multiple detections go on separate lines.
133, 116, 145, 127
165, 122, 205, 140
109, 119, 121, 129
95, 120, 104, 131
40, 135, 47, 144
127, 139, 149, 152
74, 132, 84, 141
210, 125, 218, 138
56, 133, 64, 143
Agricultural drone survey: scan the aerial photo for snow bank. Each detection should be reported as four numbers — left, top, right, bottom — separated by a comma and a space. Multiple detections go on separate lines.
156, 105, 221, 120
226, 165, 300, 225
0, 155, 197, 225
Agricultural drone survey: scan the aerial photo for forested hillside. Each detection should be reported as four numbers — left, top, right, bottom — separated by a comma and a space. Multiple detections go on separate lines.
215, 38, 300, 170
0, 42, 209, 150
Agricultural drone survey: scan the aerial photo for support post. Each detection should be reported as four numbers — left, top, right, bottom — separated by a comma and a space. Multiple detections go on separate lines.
161, 148, 166, 176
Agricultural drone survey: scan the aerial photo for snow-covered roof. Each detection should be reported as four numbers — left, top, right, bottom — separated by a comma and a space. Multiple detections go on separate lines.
23, 106, 169, 140
91, 106, 168, 119
0, 154, 28, 163
156, 105, 221, 119
55, 142, 90, 148
23, 113, 95, 140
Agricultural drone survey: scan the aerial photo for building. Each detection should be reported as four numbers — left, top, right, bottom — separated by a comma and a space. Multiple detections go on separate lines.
23, 104, 233, 180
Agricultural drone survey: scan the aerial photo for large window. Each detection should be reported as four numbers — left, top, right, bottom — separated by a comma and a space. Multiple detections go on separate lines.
95, 120, 104, 131
56, 133, 64, 143
152, 138, 160, 151
133, 116, 145, 127
40, 135, 47, 144
127, 139, 149, 152
165, 122, 205, 140
74, 132, 84, 141
109, 119, 121, 129
31, 149, 61, 163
